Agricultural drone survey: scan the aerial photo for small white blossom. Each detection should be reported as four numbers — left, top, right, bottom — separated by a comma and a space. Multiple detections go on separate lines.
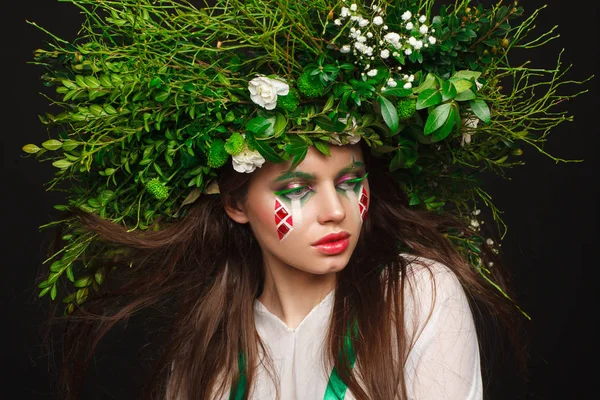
404, 48, 412, 55
350, 15, 360, 21
419, 15, 426, 23
419, 24, 428, 34
387, 78, 397, 87
373, 16, 384, 25
406, 22, 414, 30
356, 35, 367, 43
359, 18, 369, 27
380, 49, 390, 58
401, 10, 412, 21
383, 25, 388, 30
334, 18, 342, 26
470, 219, 480, 228
428, 36, 437, 45
408, 74, 414, 82
232, 144, 266, 173
403, 82, 412, 89
350, 3, 357, 11
340, 44, 351, 53
486, 238, 494, 246
392, 51, 399, 57
341, 7, 350, 17
488, 262, 495, 267
366, 32, 373, 38
248, 75, 289, 110
367, 69, 378, 77
413, 40, 423, 50
408, 37, 417, 46
472, 209, 481, 215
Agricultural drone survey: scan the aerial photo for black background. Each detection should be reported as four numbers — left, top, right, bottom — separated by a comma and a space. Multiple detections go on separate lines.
4, 1, 597, 399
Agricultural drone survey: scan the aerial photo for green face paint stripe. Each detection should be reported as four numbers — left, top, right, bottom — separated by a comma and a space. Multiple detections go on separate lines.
273, 186, 308, 196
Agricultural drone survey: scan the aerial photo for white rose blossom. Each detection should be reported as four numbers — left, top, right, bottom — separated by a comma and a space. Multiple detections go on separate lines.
406, 22, 414, 30
248, 75, 289, 110
231, 144, 266, 173
419, 24, 428, 34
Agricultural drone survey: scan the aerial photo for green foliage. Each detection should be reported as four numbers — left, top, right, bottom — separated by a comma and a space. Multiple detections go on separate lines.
22, 0, 592, 314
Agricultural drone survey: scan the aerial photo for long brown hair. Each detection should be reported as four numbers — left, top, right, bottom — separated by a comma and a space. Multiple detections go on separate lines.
41, 140, 522, 399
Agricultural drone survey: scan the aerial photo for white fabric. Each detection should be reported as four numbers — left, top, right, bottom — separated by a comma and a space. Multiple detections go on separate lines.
217, 256, 483, 399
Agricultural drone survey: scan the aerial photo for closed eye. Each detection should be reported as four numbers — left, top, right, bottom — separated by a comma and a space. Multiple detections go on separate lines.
337, 173, 368, 191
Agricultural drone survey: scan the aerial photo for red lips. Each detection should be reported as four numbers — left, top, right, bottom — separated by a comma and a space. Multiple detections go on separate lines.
312, 231, 350, 246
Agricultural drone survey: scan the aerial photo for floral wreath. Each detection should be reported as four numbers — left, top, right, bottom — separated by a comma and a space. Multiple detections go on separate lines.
23, 0, 590, 314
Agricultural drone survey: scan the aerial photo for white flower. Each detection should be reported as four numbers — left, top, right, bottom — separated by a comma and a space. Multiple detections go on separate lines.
373, 16, 384, 25
461, 132, 472, 147
413, 40, 423, 50
340, 44, 351, 53
401, 10, 412, 21
356, 35, 367, 43
341, 7, 350, 17
419, 24, 428, 34
408, 74, 414, 82
366, 32, 373, 38
380, 49, 390, 59
403, 82, 412, 89
350, 3, 357, 11
408, 36, 417, 46
486, 238, 494, 246
359, 18, 370, 27
406, 22, 414, 30
248, 75, 289, 110
334, 19, 342, 26
419, 15, 426, 23
387, 78, 397, 87
470, 219, 480, 228
366, 69, 378, 77
232, 144, 266, 173
404, 48, 412, 55
330, 115, 362, 146
428, 36, 437, 45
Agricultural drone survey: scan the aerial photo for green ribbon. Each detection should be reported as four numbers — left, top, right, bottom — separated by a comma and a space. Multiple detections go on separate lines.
230, 318, 358, 399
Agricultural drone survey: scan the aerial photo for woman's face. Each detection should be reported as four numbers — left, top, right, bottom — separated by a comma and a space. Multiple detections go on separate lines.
227, 144, 369, 275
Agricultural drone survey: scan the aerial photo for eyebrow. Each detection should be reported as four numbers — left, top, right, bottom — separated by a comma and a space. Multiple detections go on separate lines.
274, 160, 365, 182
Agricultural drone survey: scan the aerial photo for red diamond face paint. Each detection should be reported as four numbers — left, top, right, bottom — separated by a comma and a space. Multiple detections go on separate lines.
359, 186, 369, 221
274, 198, 294, 240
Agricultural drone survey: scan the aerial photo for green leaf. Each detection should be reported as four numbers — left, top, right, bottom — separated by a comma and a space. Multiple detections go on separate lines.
430, 105, 458, 142
381, 88, 412, 97
272, 112, 287, 138
22, 144, 41, 154
249, 137, 282, 163
378, 96, 399, 133
74, 275, 92, 288
154, 90, 169, 102
453, 70, 482, 81
314, 140, 331, 156
454, 89, 477, 101
441, 80, 457, 101
42, 139, 63, 151
450, 78, 473, 94
246, 117, 271, 135
412, 72, 437, 93
314, 116, 346, 132
424, 103, 452, 135
52, 159, 73, 169
470, 99, 491, 124
416, 89, 442, 110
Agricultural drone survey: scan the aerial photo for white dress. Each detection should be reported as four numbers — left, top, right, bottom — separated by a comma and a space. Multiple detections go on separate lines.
243, 256, 483, 400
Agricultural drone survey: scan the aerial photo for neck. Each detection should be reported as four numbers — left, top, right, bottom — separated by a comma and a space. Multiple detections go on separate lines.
257, 257, 336, 330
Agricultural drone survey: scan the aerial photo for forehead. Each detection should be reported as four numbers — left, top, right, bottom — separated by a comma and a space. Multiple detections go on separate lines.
257, 144, 364, 179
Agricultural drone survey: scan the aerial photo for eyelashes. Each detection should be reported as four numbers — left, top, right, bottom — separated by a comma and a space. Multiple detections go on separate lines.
274, 173, 368, 201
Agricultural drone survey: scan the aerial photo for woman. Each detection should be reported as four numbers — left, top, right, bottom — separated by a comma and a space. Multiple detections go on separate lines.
25, 0, 584, 399
57, 139, 514, 400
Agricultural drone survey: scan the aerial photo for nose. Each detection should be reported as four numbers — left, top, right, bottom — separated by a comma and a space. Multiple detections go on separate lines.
316, 185, 346, 225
